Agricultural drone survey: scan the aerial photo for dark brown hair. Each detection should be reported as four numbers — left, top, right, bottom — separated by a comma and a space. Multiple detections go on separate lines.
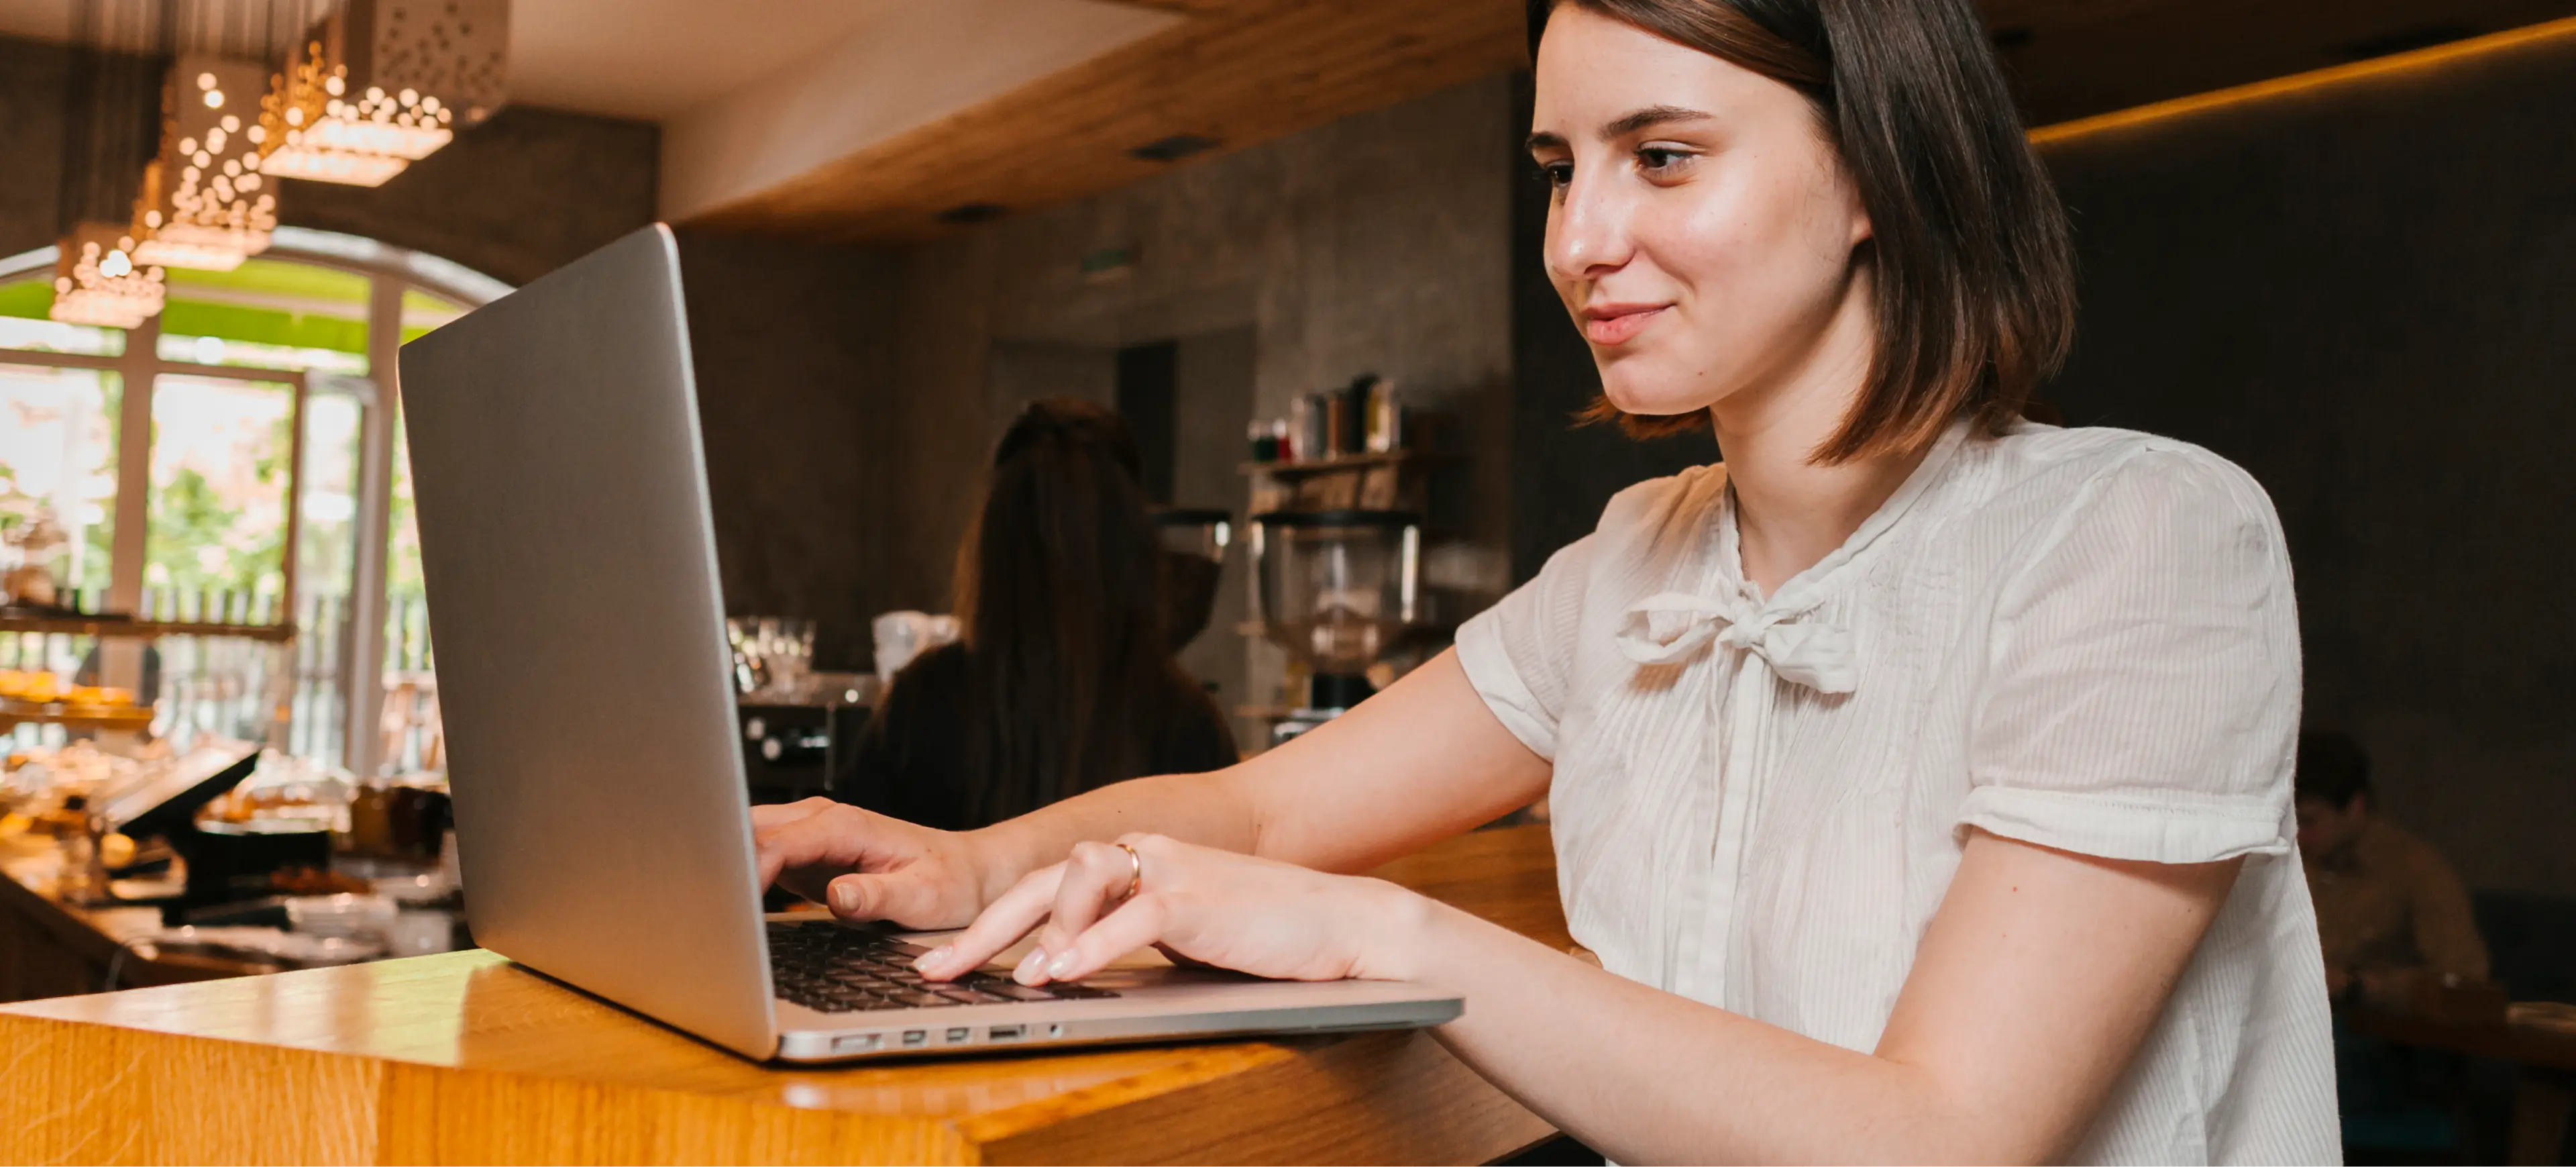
1531, 0, 2077, 462
949, 398, 1230, 821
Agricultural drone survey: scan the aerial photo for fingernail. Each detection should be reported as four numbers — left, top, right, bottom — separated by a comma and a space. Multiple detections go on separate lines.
1044, 952, 1076, 980
828, 883, 856, 914
913, 946, 952, 974
1014, 947, 1048, 984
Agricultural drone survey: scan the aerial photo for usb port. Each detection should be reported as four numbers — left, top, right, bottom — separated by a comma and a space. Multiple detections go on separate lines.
987, 1025, 1026, 1042
945, 1027, 971, 1042
831, 1033, 881, 1054
902, 1030, 927, 1048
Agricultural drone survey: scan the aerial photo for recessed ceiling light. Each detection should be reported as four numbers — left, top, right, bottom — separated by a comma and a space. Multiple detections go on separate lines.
936, 203, 1007, 225
1130, 134, 1220, 162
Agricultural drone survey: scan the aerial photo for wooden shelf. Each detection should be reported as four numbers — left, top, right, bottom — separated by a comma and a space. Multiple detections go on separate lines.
1236, 450, 1449, 478
0, 703, 154, 732
0, 615, 293, 642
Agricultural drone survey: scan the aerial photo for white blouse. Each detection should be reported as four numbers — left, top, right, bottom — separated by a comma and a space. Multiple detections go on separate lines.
1457, 421, 2339, 1164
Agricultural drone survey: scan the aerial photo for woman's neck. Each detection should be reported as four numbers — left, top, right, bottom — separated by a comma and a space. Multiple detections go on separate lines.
1707, 275, 1930, 598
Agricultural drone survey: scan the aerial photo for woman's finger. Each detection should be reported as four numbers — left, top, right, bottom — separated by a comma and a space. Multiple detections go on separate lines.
749, 796, 835, 834
753, 811, 849, 891
1032, 841, 1140, 965
1035, 891, 1174, 983
916, 864, 1064, 980
822, 868, 949, 929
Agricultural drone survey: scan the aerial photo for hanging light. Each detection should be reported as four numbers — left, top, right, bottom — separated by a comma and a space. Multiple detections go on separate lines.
131, 55, 278, 272
51, 223, 168, 329
258, 0, 508, 187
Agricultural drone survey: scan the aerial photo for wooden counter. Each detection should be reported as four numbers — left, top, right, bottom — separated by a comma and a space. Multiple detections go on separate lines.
0, 824, 1566, 1165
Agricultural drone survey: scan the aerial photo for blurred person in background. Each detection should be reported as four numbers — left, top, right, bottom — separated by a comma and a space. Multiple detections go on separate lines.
842, 398, 1236, 831
2296, 729, 2489, 1003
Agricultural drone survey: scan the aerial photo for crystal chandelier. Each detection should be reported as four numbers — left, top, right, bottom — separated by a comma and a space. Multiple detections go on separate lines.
50, 223, 168, 329
131, 56, 278, 272
258, 0, 508, 187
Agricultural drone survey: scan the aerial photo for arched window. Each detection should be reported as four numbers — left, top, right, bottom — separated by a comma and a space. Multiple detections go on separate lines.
0, 227, 507, 776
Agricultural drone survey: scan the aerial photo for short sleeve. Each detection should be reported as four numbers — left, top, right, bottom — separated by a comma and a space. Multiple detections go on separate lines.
1455, 533, 1598, 761
1958, 446, 2303, 864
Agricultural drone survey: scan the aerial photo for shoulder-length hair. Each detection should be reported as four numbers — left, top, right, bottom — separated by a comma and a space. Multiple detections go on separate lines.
1531, 0, 2077, 462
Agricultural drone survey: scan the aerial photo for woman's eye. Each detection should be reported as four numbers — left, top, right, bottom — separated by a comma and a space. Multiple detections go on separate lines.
1541, 161, 1574, 190
1637, 146, 1694, 176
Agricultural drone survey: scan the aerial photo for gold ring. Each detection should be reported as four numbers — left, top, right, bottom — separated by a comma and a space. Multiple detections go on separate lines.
1114, 842, 1143, 902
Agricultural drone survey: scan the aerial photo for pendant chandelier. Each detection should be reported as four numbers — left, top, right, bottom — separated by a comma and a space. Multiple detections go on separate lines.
131, 54, 278, 271
49, 0, 168, 326
52, 223, 167, 328
258, 0, 508, 187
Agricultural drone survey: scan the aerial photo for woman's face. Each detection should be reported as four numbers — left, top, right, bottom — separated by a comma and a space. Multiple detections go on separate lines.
1529, 7, 1872, 420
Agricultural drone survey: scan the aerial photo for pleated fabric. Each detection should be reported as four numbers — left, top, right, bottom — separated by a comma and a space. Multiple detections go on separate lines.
1456, 421, 2339, 1165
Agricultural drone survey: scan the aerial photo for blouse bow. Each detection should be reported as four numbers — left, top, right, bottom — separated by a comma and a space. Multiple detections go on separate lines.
1613, 591, 1858, 694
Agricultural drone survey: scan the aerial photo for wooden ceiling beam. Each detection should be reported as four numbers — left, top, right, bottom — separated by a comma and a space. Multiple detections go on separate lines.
678, 0, 1525, 242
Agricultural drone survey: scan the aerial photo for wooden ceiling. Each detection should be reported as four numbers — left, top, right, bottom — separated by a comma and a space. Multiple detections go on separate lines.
680, 0, 1526, 242
682, 0, 2576, 243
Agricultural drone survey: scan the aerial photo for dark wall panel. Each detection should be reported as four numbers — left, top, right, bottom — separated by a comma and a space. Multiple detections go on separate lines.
2039, 34, 2576, 896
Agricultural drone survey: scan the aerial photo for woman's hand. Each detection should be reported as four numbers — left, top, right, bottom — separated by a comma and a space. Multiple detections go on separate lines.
751, 797, 994, 930
911, 833, 1430, 986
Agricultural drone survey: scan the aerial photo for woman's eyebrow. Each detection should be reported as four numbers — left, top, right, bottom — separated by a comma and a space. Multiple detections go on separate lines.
1603, 104, 1714, 137
1526, 130, 1570, 153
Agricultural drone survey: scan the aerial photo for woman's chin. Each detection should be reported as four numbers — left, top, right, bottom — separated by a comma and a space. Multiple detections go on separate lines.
1597, 376, 1716, 423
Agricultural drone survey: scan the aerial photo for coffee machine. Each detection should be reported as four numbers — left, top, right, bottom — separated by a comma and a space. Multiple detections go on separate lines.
1246, 509, 1421, 742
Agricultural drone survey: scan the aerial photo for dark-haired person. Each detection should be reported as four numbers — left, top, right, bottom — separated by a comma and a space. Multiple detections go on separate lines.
753, 1, 2334, 1159
839, 398, 1236, 831
2296, 731, 2488, 1003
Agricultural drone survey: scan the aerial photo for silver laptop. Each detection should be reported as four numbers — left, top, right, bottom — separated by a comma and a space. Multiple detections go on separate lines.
398, 224, 1460, 1062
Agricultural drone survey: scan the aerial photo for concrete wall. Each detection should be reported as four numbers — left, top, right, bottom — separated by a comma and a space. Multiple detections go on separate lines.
876, 74, 1519, 723
672, 230, 898, 672
277, 105, 658, 288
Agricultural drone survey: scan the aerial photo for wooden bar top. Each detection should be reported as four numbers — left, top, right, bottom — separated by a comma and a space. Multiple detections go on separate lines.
0, 823, 1566, 1165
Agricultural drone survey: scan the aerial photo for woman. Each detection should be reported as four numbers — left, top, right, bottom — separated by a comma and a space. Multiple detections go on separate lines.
761, 1, 2335, 1160
842, 397, 1236, 831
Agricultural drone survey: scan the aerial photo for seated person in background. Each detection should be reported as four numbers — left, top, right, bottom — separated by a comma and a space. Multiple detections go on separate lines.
843, 397, 1236, 831
2296, 729, 2489, 1003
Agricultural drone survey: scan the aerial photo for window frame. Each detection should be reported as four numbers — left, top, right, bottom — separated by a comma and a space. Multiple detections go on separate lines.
0, 228, 507, 775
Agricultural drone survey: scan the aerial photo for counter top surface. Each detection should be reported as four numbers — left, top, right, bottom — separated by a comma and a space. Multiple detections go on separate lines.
0, 823, 1566, 1165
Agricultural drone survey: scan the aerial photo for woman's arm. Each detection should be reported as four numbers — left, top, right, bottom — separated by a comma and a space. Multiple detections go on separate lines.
754, 650, 1552, 925
1412, 831, 2239, 1163
942, 827, 2238, 1164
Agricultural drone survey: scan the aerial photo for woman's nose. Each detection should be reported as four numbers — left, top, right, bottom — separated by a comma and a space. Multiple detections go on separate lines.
1545, 170, 1635, 285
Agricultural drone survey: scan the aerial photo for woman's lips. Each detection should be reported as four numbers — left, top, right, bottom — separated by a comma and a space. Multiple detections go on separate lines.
1580, 303, 1668, 346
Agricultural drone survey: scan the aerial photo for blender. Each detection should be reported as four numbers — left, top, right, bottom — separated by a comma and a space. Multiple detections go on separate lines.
1247, 510, 1421, 737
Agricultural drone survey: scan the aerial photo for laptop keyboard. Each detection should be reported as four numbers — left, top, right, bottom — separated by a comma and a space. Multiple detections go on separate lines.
767, 922, 1121, 1013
